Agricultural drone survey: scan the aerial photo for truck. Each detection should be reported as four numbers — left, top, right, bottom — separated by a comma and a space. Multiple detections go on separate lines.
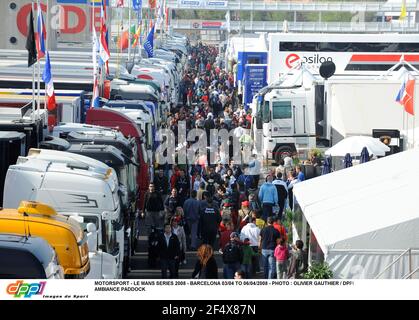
252, 67, 419, 162
251, 81, 325, 163
0, 89, 86, 128
0, 102, 47, 153
0, 234, 64, 279
0, 131, 26, 206
0, 201, 90, 279
85, 108, 150, 216
3, 155, 123, 278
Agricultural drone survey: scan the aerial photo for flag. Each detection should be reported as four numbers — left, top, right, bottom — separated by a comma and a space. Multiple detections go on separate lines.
132, 24, 142, 48
118, 24, 137, 50
26, 9, 37, 67
117, 0, 124, 7
92, 27, 99, 74
399, 0, 407, 20
99, 2, 110, 71
133, 0, 142, 11
396, 76, 416, 115
42, 52, 56, 112
36, 7, 46, 60
143, 25, 154, 58
91, 76, 100, 109
148, 0, 156, 9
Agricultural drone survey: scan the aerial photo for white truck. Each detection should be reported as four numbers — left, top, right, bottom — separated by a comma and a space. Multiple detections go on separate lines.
2, 152, 124, 278
251, 81, 326, 163
252, 74, 419, 162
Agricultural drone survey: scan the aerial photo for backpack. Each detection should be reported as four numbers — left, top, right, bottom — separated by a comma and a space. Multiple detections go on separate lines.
223, 243, 241, 264
221, 206, 232, 222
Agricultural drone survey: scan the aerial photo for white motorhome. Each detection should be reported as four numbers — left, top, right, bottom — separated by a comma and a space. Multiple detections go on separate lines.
3, 155, 123, 278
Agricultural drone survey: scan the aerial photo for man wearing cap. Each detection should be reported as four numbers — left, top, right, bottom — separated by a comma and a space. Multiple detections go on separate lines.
222, 232, 243, 279
238, 201, 252, 230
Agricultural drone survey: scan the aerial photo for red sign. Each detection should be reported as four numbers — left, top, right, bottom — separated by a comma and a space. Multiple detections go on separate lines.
17, 3, 102, 36
201, 21, 222, 29
285, 53, 300, 69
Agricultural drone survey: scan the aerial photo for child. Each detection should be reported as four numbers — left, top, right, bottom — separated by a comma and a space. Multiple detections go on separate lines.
274, 238, 289, 279
241, 238, 257, 279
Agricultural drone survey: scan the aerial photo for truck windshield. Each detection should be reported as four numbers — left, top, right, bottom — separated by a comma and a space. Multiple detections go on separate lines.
272, 101, 292, 120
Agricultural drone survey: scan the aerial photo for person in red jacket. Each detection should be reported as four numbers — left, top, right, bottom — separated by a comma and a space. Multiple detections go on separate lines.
219, 222, 233, 252
273, 216, 288, 242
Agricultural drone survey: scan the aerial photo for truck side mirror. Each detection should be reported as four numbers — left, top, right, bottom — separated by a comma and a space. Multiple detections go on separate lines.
86, 223, 98, 253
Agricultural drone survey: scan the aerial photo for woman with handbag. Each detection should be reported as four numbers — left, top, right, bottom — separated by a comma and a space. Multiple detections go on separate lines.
192, 244, 219, 279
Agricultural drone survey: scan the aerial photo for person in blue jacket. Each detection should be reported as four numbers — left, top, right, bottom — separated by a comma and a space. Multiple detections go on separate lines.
258, 174, 279, 221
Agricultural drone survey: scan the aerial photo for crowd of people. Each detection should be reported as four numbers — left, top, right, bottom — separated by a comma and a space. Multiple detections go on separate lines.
142, 42, 308, 280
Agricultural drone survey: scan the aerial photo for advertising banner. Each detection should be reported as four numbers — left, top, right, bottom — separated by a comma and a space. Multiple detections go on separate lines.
244, 64, 268, 110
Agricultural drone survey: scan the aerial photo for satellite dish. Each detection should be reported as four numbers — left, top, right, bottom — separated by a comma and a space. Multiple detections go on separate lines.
319, 61, 336, 80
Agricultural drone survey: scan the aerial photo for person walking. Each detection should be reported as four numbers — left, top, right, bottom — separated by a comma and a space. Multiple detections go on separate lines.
192, 244, 218, 279
144, 183, 165, 232
222, 232, 243, 279
175, 169, 190, 207
241, 238, 258, 279
258, 174, 279, 221
154, 169, 170, 202
274, 238, 289, 279
259, 217, 281, 279
287, 240, 308, 279
171, 219, 187, 277
165, 188, 180, 222
272, 173, 288, 220
158, 223, 181, 279
240, 216, 261, 275
183, 190, 201, 250
198, 197, 222, 248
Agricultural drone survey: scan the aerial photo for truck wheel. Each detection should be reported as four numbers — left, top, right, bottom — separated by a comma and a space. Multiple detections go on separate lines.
274, 146, 293, 165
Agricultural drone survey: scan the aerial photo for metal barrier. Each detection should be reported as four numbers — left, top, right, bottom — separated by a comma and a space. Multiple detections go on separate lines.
375, 248, 419, 279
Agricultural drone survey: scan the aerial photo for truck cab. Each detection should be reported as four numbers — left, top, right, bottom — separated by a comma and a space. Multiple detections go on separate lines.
0, 201, 90, 278
0, 234, 64, 279
253, 83, 328, 163
86, 108, 150, 233
0, 131, 26, 206
2, 157, 123, 277
0, 103, 47, 153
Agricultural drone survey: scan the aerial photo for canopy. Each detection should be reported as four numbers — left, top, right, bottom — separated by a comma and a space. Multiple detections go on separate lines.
293, 148, 419, 278
325, 135, 390, 157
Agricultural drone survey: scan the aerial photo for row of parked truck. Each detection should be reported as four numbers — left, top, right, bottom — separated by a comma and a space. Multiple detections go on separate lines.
0, 34, 189, 279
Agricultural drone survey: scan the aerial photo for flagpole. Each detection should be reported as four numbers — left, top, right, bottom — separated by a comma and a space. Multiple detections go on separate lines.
128, 0, 132, 63
31, 1, 36, 118
37, 0, 42, 113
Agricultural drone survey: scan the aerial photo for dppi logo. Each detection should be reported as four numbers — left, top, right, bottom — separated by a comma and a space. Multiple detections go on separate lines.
285, 53, 334, 68
6, 280, 46, 298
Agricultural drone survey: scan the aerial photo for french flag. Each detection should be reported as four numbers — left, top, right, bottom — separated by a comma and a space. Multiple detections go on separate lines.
35, 8, 46, 60
42, 52, 56, 111
396, 76, 416, 116
99, 1, 110, 73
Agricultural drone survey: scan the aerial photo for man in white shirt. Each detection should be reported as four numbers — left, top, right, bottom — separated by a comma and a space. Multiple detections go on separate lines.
240, 217, 261, 275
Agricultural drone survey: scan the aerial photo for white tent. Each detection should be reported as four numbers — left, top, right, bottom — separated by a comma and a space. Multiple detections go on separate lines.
325, 136, 390, 157
226, 34, 268, 62
293, 148, 419, 279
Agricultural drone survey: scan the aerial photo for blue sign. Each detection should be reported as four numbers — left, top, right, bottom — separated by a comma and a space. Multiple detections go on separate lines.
237, 51, 268, 84
132, 0, 142, 10
244, 64, 268, 110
